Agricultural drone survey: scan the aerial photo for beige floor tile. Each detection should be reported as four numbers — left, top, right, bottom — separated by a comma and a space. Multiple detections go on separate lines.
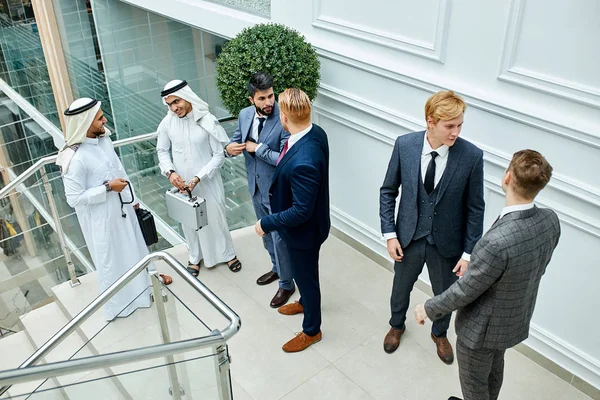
334, 329, 461, 400
216, 285, 330, 400
281, 364, 373, 400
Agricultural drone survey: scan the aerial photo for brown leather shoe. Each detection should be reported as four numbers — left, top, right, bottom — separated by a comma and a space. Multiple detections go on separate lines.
431, 333, 454, 364
278, 301, 303, 315
256, 271, 279, 286
270, 287, 295, 308
282, 331, 322, 352
383, 327, 405, 354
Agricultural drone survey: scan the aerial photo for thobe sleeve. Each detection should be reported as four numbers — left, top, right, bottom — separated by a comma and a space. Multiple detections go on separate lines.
63, 158, 107, 208
196, 133, 225, 180
156, 122, 175, 177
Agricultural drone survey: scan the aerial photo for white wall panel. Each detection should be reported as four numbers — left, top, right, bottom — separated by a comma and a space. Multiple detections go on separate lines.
136, 0, 600, 389
312, 0, 450, 61
499, 0, 600, 108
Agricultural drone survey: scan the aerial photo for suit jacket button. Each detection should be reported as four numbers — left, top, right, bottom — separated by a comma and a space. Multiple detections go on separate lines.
269, 193, 273, 196
436, 313, 442, 318
256, 174, 260, 179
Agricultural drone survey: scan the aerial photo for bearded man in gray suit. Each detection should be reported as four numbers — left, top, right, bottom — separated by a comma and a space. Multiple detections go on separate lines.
225, 72, 294, 308
415, 149, 561, 400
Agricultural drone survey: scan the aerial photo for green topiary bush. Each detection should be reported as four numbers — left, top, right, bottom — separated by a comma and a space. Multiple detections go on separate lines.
215, 23, 320, 116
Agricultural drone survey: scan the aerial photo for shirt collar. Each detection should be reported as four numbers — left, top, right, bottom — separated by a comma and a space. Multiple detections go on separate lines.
288, 123, 313, 148
422, 131, 449, 158
85, 137, 99, 145
254, 111, 268, 121
500, 203, 534, 219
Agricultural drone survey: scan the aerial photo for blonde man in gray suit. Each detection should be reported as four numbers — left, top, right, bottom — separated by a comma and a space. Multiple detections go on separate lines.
414, 149, 561, 400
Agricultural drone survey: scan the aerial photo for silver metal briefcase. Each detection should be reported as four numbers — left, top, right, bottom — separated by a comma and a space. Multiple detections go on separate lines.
165, 187, 208, 231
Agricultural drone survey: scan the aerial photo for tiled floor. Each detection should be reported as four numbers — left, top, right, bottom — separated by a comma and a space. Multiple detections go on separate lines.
1, 226, 594, 399
150, 227, 593, 400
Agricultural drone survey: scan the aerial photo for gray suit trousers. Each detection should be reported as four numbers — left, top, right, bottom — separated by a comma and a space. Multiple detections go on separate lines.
390, 238, 459, 336
251, 190, 293, 290
457, 339, 505, 400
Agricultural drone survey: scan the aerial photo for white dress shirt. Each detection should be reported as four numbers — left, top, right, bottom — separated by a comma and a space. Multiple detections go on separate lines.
251, 111, 267, 151
287, 123, 313, 149
384, 132, 470, 261
499, 203, 534, 219
420, 133, 449, 186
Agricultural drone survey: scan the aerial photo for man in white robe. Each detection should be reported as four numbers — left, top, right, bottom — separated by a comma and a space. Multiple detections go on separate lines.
157, 80, 241, 275
57, 98, 171, 321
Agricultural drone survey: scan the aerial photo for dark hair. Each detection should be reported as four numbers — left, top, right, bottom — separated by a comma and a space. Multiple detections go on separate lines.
508, 149, 553, 199
248, 72, 273, 97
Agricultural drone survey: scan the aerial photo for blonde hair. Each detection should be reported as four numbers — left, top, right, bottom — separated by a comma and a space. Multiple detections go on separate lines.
425, 90, 466, 124
278, 88, 311, 124
508, 150, 553, 199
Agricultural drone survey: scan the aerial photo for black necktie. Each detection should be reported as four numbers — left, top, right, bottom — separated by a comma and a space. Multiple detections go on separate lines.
424, 151, 439, 194
257, 117, 266, 137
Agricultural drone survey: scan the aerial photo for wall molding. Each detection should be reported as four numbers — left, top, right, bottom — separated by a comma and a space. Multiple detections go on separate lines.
316, 84, 600, 206
311, 0, 450, 63
498, 0, 600, 109
316, 49, 600, 149
314, 86, 600, 238
527, 323, 600, 390
330, 206, 388, 260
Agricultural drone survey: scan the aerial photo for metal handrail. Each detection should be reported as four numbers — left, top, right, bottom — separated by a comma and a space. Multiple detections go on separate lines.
0, 250, 241, 391
0, 115, 237, 200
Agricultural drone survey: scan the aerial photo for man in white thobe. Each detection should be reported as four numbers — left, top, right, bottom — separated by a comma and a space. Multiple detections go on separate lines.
57, 98, 171, 321
157, 80, 241, 275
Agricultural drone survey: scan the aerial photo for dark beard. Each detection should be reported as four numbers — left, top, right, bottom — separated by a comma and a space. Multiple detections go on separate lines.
255, 104, 273, 116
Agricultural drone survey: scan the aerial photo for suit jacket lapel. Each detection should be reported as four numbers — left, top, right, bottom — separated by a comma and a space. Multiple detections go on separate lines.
435, 143, 463, 205
258, 102, 280, 143
408, 132, 425, 197
273, 130, 312, 181
241, 110, 253, 142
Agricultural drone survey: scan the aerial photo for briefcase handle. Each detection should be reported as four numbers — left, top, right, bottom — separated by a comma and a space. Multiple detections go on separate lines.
118, 181, 134, 218
169, 186, 195, 201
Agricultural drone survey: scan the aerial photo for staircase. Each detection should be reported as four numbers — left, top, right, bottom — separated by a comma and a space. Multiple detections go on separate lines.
0, 244, 225, 400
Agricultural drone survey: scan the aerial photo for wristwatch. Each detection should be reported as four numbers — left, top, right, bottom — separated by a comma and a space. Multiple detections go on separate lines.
166, 169, 175, 178
103, 181, 112, 192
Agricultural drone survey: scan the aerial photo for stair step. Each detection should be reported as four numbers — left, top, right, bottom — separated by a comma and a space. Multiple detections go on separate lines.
0, 331, 55, 399
19, 303, 126, 399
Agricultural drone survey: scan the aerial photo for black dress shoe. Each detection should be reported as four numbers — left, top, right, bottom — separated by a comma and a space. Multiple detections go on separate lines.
270, 287, 295, 308
256, 271, 279, 286
448, 396, 462, 400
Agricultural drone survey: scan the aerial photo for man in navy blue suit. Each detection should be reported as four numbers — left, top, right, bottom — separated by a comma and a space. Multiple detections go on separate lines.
256, 88, 330, 353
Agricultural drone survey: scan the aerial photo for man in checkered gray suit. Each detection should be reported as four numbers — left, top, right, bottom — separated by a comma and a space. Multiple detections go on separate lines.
414, 149, 561, 400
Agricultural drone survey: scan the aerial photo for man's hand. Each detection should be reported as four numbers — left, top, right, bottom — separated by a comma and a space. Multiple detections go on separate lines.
133, 203, 140, 210
386, 238, 404, 262
108, 178, 128, 193
414, 303, 428, 325
187, 176, 200, 192
226, 142, 246, 156
169, 172, 186, 190
453, 258, 470, 277
255, 219, 266, 237
245, 140, 258, 153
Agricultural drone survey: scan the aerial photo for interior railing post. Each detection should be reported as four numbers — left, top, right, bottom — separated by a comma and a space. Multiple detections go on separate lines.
214, 344, 233, 400
150, 272, 184, 399
40, 166, 80, 287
